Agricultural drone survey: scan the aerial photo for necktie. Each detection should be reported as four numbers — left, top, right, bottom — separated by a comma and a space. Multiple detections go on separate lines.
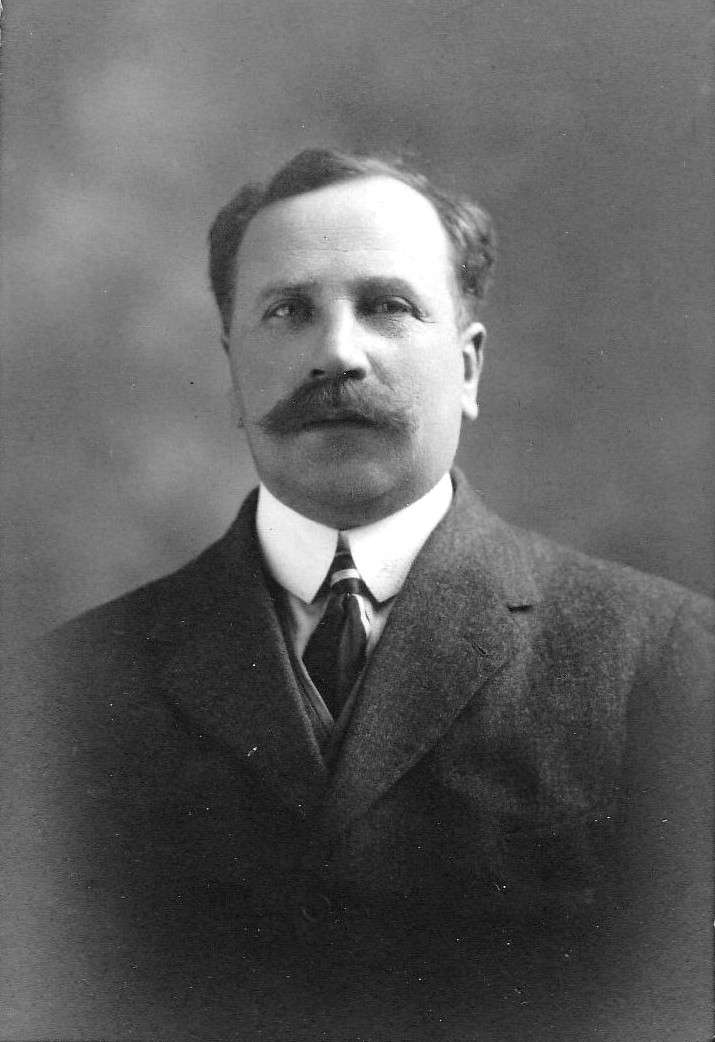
303, 547, 371, 717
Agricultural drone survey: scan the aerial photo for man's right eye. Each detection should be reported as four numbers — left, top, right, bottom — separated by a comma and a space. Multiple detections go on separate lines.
264, 300, 311, 321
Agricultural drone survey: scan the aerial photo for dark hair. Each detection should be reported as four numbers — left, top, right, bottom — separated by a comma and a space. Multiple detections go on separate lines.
208, 148, 495, 335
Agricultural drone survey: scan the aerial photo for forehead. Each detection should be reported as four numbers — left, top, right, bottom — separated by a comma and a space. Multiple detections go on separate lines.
233, 176, 456, 302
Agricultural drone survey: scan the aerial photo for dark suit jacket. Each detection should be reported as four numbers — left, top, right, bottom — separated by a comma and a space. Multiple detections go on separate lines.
4, 471, 714, 1041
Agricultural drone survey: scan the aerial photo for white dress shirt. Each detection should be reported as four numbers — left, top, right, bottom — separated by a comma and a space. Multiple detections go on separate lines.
256, 473, 454, 661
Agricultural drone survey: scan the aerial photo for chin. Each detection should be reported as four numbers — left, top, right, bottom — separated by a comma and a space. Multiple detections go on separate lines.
316, 459, 395, 501
290, 459, 410, 527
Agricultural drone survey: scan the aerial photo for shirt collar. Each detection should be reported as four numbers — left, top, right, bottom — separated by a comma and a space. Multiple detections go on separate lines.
256, 473, 453, 605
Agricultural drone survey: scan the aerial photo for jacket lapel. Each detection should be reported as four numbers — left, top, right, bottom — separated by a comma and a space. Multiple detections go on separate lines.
143, 474, 537, 831
320, 473, 538, 837
148, 492, 329, 818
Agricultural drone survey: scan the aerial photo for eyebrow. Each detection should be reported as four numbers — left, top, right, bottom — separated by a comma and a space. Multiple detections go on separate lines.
254, 276, 430, 310
255, 281, 320, 307
355, 276, 428, 307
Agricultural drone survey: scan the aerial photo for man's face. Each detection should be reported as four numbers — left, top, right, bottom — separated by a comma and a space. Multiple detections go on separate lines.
227, 176, 484, 528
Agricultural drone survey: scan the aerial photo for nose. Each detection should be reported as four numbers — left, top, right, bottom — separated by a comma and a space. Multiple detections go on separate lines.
308, 303, 369, 380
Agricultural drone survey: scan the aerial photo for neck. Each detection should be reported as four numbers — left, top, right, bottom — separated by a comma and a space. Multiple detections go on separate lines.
261, 478, 445, 530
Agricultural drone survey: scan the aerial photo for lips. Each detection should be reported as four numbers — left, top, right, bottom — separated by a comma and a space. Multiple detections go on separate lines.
300, 409, 376, 429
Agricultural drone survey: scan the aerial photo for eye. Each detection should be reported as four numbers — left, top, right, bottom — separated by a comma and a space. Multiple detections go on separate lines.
264, 299, 313, 322
364, 297, 416, 318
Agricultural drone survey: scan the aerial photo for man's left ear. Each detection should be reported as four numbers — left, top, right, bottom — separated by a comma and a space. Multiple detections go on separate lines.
460, 322, 486, 420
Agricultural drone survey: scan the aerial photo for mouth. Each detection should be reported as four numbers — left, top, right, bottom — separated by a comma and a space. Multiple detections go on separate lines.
298, 411, 378, 431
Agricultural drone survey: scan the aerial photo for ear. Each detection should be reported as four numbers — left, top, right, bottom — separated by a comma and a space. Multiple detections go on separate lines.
223, 333, 245, 428
229, 392, 245, 430
460, 321, 486, 421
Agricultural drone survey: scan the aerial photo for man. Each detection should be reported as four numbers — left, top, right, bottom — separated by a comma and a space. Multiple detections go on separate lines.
4, 149, 713, 1041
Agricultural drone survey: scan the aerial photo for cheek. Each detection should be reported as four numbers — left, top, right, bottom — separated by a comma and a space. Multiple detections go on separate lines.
414, 344, 464, 396
229, 354, 282, 415
411, 352, 468, 434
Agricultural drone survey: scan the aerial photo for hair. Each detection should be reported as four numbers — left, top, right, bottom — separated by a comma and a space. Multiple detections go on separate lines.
208, 148, 495, 335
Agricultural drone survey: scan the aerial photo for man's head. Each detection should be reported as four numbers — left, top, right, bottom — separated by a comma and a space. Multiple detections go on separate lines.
209, 149, 495, 528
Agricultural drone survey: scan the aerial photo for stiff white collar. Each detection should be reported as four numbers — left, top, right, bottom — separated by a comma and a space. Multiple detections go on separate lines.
256, 473, 453, 605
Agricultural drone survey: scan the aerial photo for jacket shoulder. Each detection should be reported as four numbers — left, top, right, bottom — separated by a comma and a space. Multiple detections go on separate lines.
489, 515, 715, 672
449, 475, 714, 642
523, 522, 711, 616
44, 491, 262, 654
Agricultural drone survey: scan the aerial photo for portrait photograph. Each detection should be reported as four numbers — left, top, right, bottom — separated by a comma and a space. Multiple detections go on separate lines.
1, 1, 713, 1039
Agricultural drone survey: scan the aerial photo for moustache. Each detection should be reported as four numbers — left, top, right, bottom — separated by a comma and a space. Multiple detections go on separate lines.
258, 377, 416, 438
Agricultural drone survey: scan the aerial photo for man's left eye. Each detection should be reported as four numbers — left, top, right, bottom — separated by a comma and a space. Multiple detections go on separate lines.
368, 298, 413, 316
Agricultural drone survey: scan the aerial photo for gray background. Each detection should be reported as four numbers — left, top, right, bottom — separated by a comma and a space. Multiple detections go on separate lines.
2, 0, 713, 655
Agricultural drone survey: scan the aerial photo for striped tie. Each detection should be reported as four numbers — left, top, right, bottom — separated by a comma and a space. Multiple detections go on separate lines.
303, 547, 371, 718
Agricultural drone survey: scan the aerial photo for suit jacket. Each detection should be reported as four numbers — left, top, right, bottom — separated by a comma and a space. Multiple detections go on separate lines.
4, 471, 714, 1041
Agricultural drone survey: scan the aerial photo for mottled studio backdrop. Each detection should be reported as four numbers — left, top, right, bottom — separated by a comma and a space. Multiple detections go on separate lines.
1, 0, 713, 654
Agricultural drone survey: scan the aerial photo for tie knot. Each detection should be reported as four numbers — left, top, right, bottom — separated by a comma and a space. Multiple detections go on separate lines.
328, 548, 363, 597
